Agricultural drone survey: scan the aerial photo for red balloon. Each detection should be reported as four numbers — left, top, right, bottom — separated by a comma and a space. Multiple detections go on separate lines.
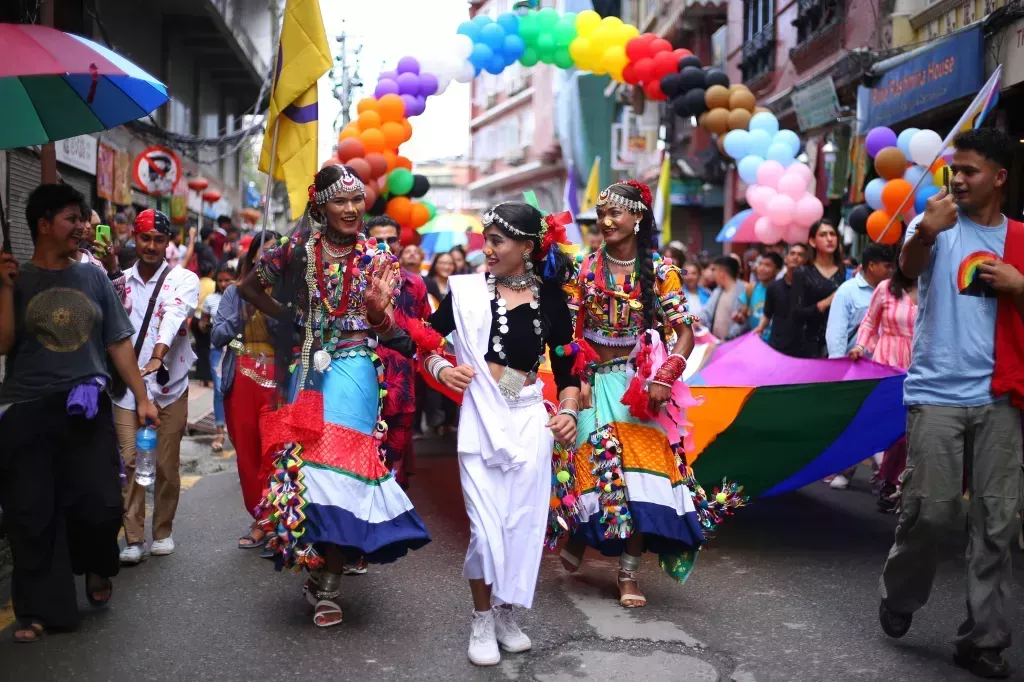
633, 58, 655, 85
653, 51, 679, 78
649, 38, 673, 55
644, 80, 666, 101
672, 48, 693, 59
625, 36, 653, 62
364, 185, 378, 211
348, 157, 372, 183
337, 138, 365, 163
365, 152, 388, 178
622, 62, 639, 85
399, 225, 420, 248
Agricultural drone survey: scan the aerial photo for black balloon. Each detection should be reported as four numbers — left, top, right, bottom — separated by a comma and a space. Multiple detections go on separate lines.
679, 55, 703, 71
660, 73, 684, 97
683, 88, 708, 116
409, 174, 430, 199
368, 194, 388, 216
704, 68, 730, 88
679, 66, 704, 92
848, 204, 871, 235
670, 95, 690, 118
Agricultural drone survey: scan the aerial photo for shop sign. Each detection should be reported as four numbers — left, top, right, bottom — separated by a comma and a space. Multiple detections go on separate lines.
791, 76, 840, 131
857, 26, 983, 130
113, 151, 132, 206
54, 134, 97, 175
132, 145, 182, 197
96, 143, 115, 200
996, 17, 1024, 88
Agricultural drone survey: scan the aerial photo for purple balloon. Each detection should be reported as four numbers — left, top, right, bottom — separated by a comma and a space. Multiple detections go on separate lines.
374, 78, 400, 99
401, 94, 419, 116
409, 96, 426, 117
418, 73, 439, 97
865, 127, 898, 158
397, 72, 421, 97
380, 70, 398, 81
397, 56, 420, 75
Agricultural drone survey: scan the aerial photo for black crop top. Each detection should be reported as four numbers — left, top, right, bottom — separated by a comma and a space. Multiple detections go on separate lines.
429, 290, 581, 394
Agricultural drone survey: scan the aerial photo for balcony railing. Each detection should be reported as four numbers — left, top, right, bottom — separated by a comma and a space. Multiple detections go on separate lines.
793, 0, 844, 48
740, 23, 775, 85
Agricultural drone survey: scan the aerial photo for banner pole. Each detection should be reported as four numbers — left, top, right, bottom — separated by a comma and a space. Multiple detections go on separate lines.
259, 118, 282, 258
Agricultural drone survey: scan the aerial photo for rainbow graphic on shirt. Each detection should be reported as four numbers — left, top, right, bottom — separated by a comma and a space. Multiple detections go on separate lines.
958, 251, 999, 297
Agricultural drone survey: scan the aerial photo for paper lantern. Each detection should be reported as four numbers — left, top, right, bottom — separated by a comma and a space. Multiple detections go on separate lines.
201, 190, 222, 204
187, 177, 209, 192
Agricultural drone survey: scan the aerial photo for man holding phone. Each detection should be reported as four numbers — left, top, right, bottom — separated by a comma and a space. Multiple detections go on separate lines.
878, 128, 1023, 679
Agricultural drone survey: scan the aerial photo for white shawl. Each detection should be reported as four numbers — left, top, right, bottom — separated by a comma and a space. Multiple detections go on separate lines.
449, 273, 528, 472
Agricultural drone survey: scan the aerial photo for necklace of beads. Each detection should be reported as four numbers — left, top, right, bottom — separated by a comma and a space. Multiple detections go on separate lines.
487, 273, 544, 368
603, 249, 636, 267
315, 235, 365, 318
322, 238, 353, 260
492, 271, 536, 291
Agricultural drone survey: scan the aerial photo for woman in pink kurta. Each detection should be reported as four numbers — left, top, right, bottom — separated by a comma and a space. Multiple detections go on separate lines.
851, 270, 917, 511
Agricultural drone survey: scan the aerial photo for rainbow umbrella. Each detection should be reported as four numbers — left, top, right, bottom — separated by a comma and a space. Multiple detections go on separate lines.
715, 208, 758, 243
0, 24, 169, 149
418, 213, 484, 256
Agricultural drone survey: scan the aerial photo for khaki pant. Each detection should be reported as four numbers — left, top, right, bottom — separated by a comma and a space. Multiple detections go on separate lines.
114, 392, 189, 544
879, 402, 1023, 651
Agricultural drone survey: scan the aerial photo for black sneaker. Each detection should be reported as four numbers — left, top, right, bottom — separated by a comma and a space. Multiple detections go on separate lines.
878, 601, 912, 638
953, 648, 1010, 679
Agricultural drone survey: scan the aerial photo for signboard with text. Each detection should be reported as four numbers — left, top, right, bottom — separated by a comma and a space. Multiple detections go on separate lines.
996, 18, 1024, 88
857, 26, 983, 131
55, 134, 97, 175
791, 76, 840, 131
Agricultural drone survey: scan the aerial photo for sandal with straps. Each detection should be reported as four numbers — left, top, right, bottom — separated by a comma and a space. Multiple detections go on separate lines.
313, 600, 343, 628
13, 620, 44, 644
617, 568, 648, 608
85, 573, 113, 608
560, 541, 586, 574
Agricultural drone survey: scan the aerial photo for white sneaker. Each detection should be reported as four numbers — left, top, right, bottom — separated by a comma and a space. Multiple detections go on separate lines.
829, 474, 850, 490
493, 606, 532, 653
468, 610, 501, 666
119, 544, 145, 565
150, 537, 175, 556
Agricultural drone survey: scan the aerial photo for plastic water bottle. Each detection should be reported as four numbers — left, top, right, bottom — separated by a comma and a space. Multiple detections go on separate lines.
135, 423, 157, 486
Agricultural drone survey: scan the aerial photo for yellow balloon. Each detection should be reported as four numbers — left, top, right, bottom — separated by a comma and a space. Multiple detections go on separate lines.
932, 163, 949, 187
569, 37, 593, 67
576, 9, 601, 37
600, 16, 624, 31
601, 45, 628, 74
618, 24, 640, 43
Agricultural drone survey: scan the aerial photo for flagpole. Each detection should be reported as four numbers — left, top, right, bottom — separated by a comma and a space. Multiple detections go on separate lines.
258, 118, 281, 258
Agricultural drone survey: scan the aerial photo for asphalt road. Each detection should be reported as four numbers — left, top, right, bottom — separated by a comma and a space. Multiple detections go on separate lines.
0, 436, 1022, 682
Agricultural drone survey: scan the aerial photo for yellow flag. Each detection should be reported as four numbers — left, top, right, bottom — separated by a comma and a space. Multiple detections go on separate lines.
259, 0, 332, 220
656, 154, 672, 246
580, 156, 601, 212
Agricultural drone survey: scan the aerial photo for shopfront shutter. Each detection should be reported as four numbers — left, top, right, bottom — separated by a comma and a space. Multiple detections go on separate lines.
7, 149, 41, 262
58, 165, 95, 209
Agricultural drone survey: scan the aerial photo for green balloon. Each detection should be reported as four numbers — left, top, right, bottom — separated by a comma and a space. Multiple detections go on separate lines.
553, 20, 577, 48
554, 47, 574, 70
519, 13, 540, 46
537, 7, 559, 29
388, 168, 414, 196
422, 200, 437, 221
519, 47, 540, 67
537, 32, 555, 53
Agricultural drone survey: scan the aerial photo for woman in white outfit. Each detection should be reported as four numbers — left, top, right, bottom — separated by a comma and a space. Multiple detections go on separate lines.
425, 201, 581, 667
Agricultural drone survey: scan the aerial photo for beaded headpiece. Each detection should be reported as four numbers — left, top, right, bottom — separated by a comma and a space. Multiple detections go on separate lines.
312, 165, 365, 205
596, 183, 647, 213
482, 201, 532, 238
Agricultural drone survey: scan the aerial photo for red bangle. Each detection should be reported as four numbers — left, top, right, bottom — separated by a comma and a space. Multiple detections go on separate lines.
653, 355, 685, 384
371, 314, 394, 334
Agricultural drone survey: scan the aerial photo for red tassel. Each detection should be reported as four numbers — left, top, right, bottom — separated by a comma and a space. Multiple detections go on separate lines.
620, 375, 653, 421
571, 337, 600, 376
399, 314, 445, 354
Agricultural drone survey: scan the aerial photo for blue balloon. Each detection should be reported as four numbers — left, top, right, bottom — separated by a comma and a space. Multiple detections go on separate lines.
737, 155, 764, 185
485, 54, 506, 75
765, 142, 795, 166
903, 165, 928, 187
503, 34, 526, 61
773, 129, 801, 157
497, 12, 519, 35
457, 21, 480, 42
470, 43, 494, 70
472, 14, 493, 26
748, 111, 780, 136
897, 128, 920, 159
722, 130, 750, 160
915, 185, 940, 213
479, 23, 506, 51
746, 129, 773, 158
864, 178, 886, 211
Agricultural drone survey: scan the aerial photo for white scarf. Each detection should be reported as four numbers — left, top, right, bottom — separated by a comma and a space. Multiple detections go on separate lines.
449, 273, 528, 472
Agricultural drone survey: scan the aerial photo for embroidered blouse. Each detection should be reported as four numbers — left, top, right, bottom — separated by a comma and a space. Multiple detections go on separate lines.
564, 250, 692, 347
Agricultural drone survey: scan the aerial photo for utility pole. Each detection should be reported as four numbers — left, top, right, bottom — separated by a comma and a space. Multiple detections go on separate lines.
338, 27, 349, 127
332, 22, 363, 132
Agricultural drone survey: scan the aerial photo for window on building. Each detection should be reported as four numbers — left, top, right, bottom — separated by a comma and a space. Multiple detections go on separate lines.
168, 98, 192, 136
741, 0, 775, 83
520, 109, 534, 148
794, 0, 843, 46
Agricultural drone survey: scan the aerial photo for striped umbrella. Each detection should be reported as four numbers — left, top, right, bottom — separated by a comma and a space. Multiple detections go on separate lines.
0, 24, 169, 149
715, 208, 759, 243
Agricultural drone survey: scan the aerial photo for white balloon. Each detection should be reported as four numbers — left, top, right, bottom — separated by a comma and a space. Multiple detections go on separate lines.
435, 76, 451, 95
453, 34, 475, 60
454, 60, 476, 83
908, 129, 943, 167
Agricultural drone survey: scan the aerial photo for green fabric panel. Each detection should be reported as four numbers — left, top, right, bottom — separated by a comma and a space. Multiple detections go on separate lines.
691, 380, 879, 497
0, 78, 49, 148
20, 76, 102, 144
576, 73, 613, 188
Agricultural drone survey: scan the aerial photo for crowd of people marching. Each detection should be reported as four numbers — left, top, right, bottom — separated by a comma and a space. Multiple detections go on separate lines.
0, 127, 1021, 679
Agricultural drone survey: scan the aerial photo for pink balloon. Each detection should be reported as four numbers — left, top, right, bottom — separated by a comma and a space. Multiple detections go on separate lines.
787, 161, 813, 184
754, 216, 782, 244
783, 222, 805, 244
745, 184, 776, 215
767, 194, 796, 227
793, 194, 825, 228
377, 175, 388, 192
778, 173, 808, 200
756, 160, 786, 190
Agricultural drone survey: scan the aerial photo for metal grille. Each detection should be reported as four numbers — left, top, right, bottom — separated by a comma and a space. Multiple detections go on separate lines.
7, 149, 41, 262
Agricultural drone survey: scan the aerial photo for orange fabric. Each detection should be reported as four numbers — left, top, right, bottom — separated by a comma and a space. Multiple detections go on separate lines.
575, 421, 681, 493
684, 387, 755, 464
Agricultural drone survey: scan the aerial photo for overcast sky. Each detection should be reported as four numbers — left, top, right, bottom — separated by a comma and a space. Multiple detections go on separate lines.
316, 0, 472, 164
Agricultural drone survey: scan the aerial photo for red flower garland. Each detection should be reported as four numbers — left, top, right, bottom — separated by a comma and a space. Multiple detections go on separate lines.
623, 180, 653, 208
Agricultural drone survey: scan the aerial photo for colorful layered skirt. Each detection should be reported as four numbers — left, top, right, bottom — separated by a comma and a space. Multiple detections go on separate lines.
258, 341, 431, 571
571, 358, 706, 582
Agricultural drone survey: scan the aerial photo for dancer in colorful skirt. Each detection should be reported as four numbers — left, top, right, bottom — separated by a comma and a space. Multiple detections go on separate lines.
239, 165, 431, 628
559, 181, 742, 608
424, 201, 581, 666
211, 231, 280, 548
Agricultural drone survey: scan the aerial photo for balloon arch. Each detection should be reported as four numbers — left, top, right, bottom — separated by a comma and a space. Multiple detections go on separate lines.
329, 6, 828, 247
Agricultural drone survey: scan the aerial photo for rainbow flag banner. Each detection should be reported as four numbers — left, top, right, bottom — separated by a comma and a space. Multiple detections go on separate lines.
685, 334, 905, 497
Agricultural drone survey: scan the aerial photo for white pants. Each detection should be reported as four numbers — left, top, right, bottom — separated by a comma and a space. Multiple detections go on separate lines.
458, 384, 552, 609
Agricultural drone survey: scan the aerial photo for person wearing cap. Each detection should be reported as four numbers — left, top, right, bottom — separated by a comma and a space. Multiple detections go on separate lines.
113, 209, 200, 565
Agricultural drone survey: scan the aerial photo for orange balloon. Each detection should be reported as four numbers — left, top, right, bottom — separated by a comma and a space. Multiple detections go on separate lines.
360, 128, 387, 154
727, 108, 752, 131
386, 196, 413, 224
380, 121, 405, 149
400, 118, 413, 142
704, 107, 730, 135
929, 158, 946, 174
704, 85, 730, 110
717, 136, 729, 156
357, 110, 382, 131
377, 94, 406, 123
729, 89, 757, 112
410, 202, 430, 229
754, 106, 772, 115
881, 179, 914, 215
395, 155, 413, 171
382, 150, 398, 173
874, 147, 907, 181
356, 97, 378, 114
866, 209, 902, 245
339, 126, 360, 142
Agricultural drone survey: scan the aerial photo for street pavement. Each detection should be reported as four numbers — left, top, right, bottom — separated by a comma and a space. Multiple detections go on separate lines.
0, 432, 1023, 681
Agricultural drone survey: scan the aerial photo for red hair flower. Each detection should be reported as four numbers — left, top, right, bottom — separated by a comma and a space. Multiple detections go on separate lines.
307, 183, 316, 203
624, 180, 653, 208
540, 211, 572, 257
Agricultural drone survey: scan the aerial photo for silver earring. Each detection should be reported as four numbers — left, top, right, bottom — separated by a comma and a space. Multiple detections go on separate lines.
524, 252, 534, 271
634, 219, 641, 234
